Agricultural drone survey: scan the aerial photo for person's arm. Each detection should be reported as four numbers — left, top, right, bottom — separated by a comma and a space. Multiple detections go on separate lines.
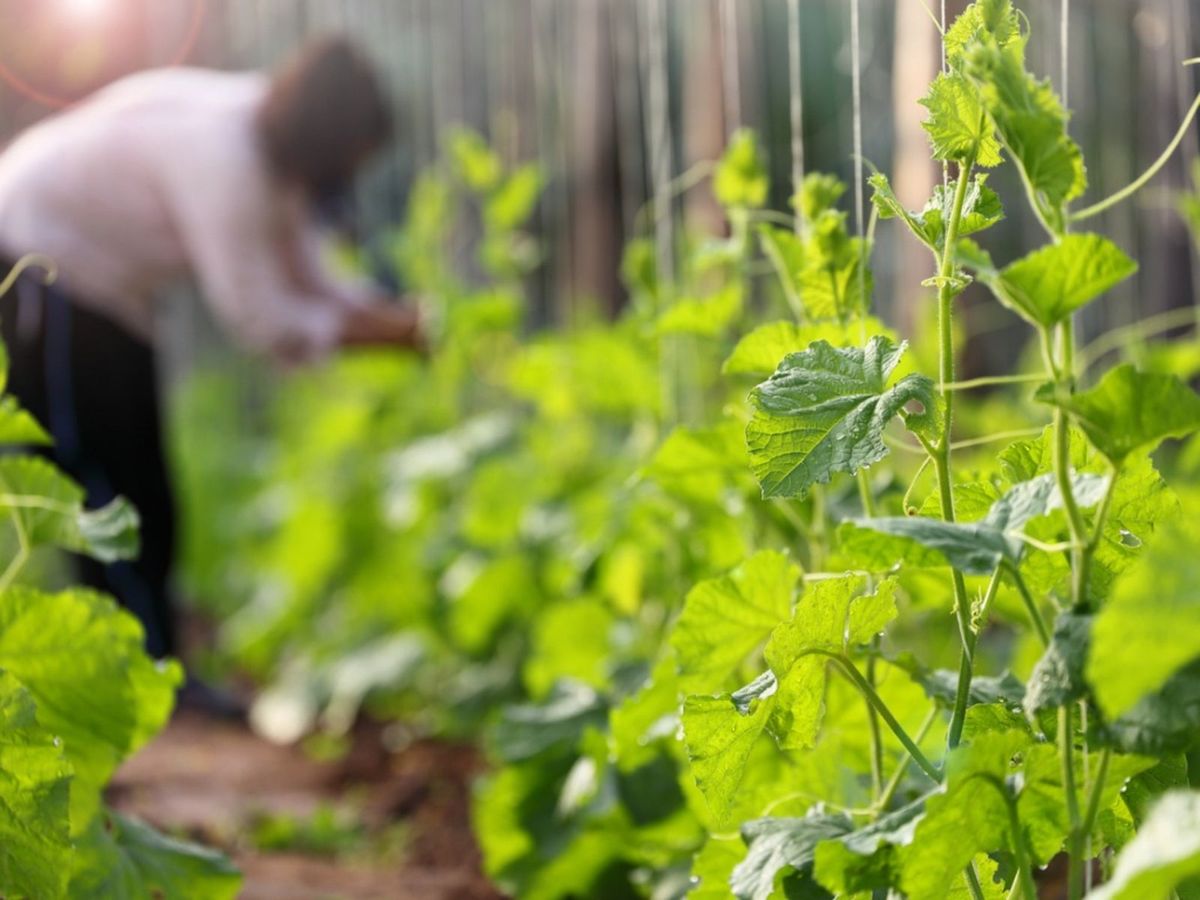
283, 202, 427, 352
165, 145, 422, 362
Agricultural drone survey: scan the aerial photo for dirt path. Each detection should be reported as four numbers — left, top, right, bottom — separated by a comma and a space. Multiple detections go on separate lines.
109, 711, 505, 900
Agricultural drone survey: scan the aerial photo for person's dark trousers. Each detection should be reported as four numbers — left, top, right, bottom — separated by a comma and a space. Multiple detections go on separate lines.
0, 265, 177, 659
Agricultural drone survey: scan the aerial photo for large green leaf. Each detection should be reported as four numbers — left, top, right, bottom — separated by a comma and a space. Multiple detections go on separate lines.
0, 587, 181, 829
898, 728, 1031, 899
70, 810, 241, 900
682, 671, 778, 826
730, 814, 853, 900
765, 576, 897, 749
1104, 663, 1200, 757
853, 472, 1109, 574
0, 456, 139, 562
747, 336, 933, 499
962, 24, 1086, 227
978, 235, 1136, 328
998, 427, 1180, 601
1089, 791, 1200, 900
0, 670, 73, 900
1089, 522, 1200, 718
1036, 365, 1200, 464
921, 72, 1003, 167
670, 551, 800, 692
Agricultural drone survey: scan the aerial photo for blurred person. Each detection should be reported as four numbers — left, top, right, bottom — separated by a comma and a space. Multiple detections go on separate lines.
0, 38, 422, 711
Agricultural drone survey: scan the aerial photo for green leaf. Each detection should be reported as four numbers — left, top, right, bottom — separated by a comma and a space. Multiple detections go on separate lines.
1089, 522, 1200, 718
747, 336, 933, 500
0, 456, 139, 562
899, 728, 1031, 899
871, 172, 1004, 256
892, 654, 1025, 710
682, 671, 778, 825
658, 284, 743, 337
1089, 791, 1200, 900
0, 396, 51, 445
0, 587, 181, 829
869, 171, 938, 252
1037, 365, 1200, 464
715, 129, 770, 209
979, 234, 1136, 328
998, 427, 1180, 600
796, 232, 873, 321
812, 798, 926, 895
0, 670, 72, 900
492, 681, 607, 763
944, 0, 1019, 67
964, 34, 1087, 225
757, 225, 807, 313
793, 173, 846, 224
724, 318, 895, 378
70, 810, 241, 900
484, 164, 543, 231
671, 551, 800, 692
645, 420, 750, 505
610, 655, 679, 772
853, 472, 1109, 574
690, 836, 749, 900
523, 600, 614, 699
1025, 612, 1091, 714
921, 72, 1003, 167
731, 814, 853, 900
1104, 663, 1200, 757
447, 128, 503, 193
765, 576, 897, 749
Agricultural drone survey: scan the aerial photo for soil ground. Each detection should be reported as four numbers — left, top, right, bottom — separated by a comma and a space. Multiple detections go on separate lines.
109, 710, 506, 900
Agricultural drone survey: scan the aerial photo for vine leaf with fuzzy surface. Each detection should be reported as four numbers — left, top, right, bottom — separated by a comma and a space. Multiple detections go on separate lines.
747, 336, 934, 500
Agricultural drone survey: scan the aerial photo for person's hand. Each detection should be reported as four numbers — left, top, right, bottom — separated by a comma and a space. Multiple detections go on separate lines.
340, 301, 428, 355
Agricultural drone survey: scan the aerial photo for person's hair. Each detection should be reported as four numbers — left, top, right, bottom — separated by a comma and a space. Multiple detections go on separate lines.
256, 37, 393, 196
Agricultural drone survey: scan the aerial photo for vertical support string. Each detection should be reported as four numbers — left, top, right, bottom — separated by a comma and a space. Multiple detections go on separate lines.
850, 0, 867, 329
1170, 0, 1200, 311
850, 0, 865, 246
642, 0, 676, 423
720, 0, 741, 134
941, 0, 948, 189
788, 0, 805, 235
1060, 0, 1070, 109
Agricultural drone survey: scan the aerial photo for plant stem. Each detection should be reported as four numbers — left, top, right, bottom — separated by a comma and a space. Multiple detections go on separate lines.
857, 469, 877, 517
1043, 322, 1089, 610
809, 487, 828, 570
931, 159, 978, 752
1071, 90, 1200, 222
1081, 746, 1112, 842
1060, 704, 1084, 900
1077, 465, 1121, 605
866, 648, 885, 799
941, 373, 1045, 392
832, 656, 942, 783
1007, 564, 1052, 647
873, 707, 939, 815
1005, 791, 1040, 900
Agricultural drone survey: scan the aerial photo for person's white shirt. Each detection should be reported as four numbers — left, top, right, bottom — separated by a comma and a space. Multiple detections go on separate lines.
0, 67, 374, 362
